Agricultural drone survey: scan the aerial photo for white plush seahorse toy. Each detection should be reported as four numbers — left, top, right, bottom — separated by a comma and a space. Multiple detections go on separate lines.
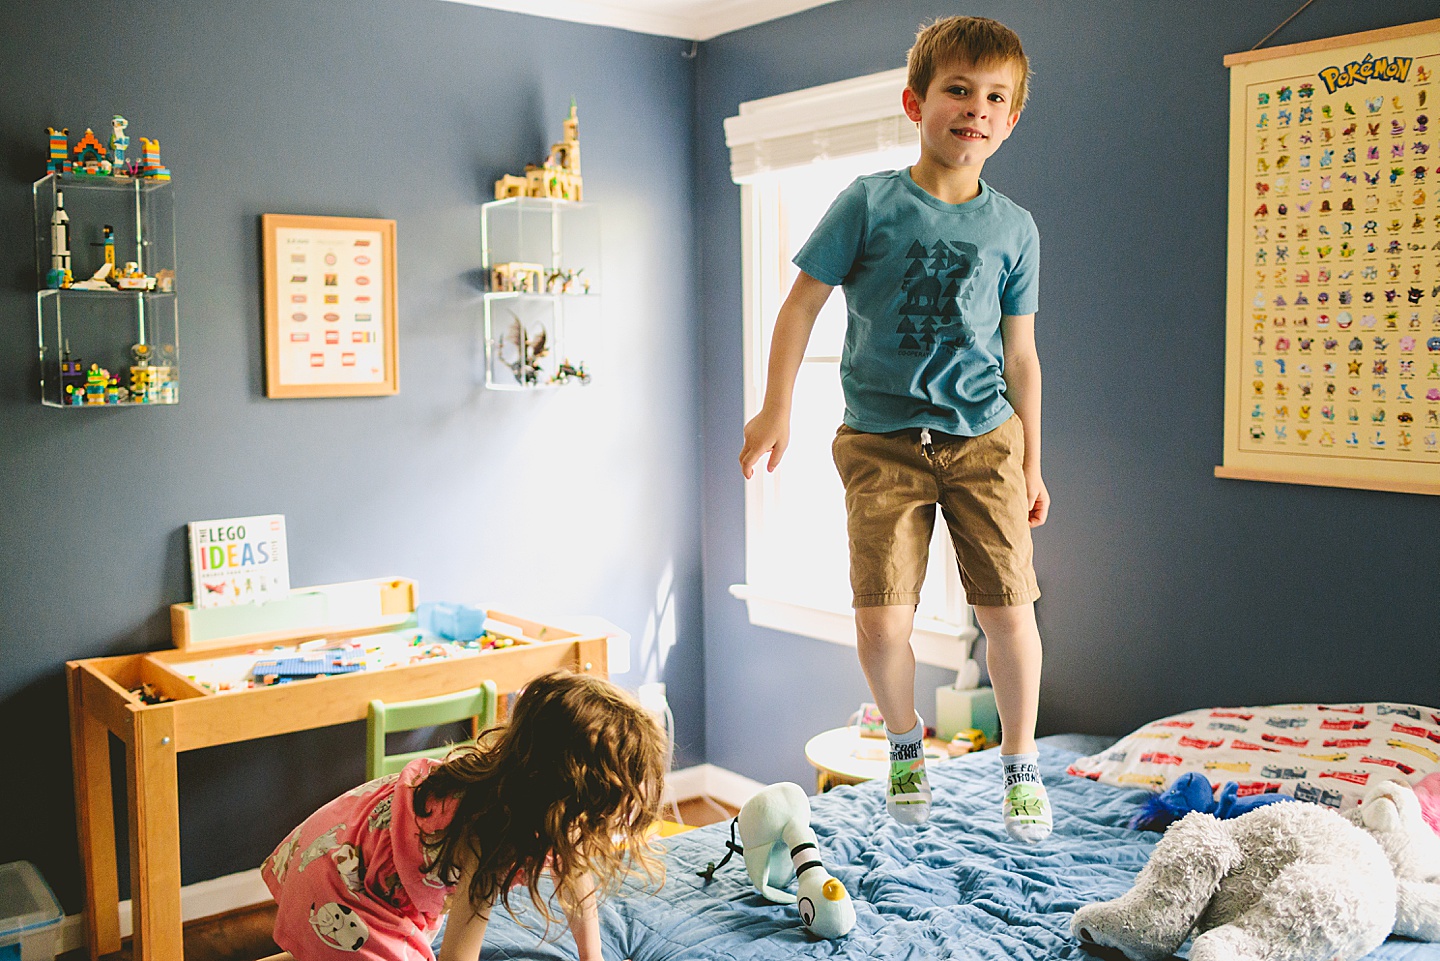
733, 781, 856, 939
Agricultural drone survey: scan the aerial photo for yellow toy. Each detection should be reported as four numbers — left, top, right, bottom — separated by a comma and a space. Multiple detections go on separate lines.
138, 137, 171, 180
947, 728, 988, 755
83, 364, 112, 405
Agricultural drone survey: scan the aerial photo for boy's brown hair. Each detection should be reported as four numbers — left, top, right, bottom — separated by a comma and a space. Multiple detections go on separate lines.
906, 16, 1031, 113
414, 670, 667, 926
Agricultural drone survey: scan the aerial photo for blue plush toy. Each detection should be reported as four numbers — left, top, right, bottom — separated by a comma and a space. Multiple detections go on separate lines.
1129, 771, 1294, 831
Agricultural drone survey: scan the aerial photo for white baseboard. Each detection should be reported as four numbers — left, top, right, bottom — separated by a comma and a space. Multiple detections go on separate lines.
58, 765, 763, 953
663, 763, 766, 810
57, 868, 273, 954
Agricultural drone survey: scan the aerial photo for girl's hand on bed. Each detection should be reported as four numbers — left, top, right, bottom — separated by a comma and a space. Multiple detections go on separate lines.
562, 870, 606, 961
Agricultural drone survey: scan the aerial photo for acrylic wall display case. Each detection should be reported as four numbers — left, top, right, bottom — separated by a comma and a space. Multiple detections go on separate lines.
33, 173, 179, 408
481, 197, 600, 390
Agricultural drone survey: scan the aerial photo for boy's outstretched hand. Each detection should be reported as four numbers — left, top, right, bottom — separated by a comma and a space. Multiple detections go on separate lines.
740, 408, 790, 478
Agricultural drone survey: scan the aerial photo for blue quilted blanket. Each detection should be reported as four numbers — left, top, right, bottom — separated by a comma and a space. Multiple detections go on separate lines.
468, 735, 1439, 960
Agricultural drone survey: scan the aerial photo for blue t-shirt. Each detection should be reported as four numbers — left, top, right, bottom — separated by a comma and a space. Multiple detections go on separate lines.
793, 168, 1039, 436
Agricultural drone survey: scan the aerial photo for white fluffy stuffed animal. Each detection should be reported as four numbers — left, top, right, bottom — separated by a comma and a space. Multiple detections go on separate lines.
1072, 779, 1440, 961
738, 782, 856, 939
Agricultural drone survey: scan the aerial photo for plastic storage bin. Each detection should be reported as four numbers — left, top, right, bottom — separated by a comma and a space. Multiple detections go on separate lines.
0, 861, 62, 961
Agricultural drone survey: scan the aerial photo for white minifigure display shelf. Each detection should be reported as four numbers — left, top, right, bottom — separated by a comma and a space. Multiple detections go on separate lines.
481, 197, 601, 390
33, 173, 179, 408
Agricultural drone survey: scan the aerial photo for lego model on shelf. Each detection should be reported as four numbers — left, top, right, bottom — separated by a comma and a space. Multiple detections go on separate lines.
481, 242, 601, 391
482, 102, 601, 390
494, 99, 584, 201
33, 120, 178, 408
481, 170, 601, 388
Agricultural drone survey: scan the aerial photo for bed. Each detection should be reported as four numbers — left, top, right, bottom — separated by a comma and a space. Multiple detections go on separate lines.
472, 734, 1440, 960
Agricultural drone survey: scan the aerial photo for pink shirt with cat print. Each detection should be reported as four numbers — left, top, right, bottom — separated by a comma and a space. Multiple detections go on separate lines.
262, 758, 457, 960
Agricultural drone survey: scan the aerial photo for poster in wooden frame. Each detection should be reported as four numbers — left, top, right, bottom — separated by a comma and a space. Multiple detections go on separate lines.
1218, 18, 1440, 495
262, 213, 399, 398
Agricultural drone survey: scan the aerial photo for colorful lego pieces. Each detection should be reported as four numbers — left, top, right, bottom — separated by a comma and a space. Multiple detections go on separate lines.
137, 137, 170, 180
110, 115, 129, 167
72, 128, 108, 174
46, 127, 70, 174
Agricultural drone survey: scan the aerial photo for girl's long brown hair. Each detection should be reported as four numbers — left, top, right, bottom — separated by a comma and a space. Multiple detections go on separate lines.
413, 670, 667, 924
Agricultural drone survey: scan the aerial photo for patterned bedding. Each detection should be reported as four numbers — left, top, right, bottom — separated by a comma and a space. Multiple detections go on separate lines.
466, 734, 1440, 960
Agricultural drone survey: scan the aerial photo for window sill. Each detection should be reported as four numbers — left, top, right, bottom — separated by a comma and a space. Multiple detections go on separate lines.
727, 584, 978, 670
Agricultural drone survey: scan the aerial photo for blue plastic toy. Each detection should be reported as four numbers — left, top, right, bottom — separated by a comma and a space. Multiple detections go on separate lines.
1128, 771, 1294, 832
416, 602, 526, 644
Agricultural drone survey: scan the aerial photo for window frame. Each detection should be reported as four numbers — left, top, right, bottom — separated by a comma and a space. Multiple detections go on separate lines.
724, 70, 979, 671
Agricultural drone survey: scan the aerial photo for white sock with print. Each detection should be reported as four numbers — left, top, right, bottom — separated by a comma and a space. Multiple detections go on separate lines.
1001, 751, 1052, 842
886, 715, 931, 826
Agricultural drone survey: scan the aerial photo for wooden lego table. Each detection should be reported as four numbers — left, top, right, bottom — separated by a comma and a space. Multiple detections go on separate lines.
67, 577, 611, 961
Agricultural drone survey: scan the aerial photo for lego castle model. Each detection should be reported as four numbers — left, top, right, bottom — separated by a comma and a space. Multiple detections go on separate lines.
494, 101, 583, 202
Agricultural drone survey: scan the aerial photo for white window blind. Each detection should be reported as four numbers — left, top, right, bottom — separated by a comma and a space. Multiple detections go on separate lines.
724, 67, 917, 183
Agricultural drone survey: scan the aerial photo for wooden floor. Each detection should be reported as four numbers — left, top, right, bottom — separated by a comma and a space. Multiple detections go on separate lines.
69, 796, 736, 961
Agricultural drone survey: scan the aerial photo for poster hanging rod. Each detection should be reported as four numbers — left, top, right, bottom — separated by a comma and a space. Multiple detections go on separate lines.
1251, 0, 1322, 52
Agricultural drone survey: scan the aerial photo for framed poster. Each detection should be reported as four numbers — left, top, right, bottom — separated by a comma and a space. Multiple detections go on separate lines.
1218, 19, 1440, 495
262, 213, 399, 398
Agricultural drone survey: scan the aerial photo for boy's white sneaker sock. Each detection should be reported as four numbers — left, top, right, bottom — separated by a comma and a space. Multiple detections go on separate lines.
1001, 751, 1053, 843
886, 715, 931, 826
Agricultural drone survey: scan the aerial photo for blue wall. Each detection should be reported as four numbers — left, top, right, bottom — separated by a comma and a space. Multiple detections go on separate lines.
697, 1, 1440, 788
0, 0, 701, 910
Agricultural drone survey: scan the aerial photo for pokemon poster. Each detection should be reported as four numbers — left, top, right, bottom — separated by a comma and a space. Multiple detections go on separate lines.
1220, 19, 1440, 495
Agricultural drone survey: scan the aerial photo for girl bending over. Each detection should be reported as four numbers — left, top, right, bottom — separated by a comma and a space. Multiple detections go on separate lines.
262, 671, 668, 961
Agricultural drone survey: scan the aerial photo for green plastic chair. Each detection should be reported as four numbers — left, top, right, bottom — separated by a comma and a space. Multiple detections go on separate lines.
366, 681, 498, 780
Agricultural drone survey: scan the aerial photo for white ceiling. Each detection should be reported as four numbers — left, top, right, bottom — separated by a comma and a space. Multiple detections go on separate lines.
439, 0, 844, 41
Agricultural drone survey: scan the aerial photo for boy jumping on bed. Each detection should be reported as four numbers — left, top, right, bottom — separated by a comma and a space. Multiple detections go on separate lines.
740, 16, 1051, 841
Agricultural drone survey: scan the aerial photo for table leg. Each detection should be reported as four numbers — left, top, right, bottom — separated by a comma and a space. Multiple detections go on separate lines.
126, 708, 183, 961
67, 666, 121, 960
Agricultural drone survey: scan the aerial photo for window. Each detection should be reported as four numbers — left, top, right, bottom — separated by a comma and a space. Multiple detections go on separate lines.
724, 70, 978, 670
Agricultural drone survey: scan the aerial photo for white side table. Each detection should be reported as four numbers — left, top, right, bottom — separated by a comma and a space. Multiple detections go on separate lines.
803, 725, 958, 793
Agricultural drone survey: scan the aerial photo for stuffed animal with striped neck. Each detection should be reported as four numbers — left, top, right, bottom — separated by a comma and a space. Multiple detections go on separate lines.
735, 781, 856, 939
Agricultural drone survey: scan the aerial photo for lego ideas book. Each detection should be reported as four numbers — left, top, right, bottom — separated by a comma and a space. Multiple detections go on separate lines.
187, 514, 290, 608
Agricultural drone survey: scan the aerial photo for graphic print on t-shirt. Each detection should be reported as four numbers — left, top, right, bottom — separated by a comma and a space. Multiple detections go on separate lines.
897, 239, 982, 356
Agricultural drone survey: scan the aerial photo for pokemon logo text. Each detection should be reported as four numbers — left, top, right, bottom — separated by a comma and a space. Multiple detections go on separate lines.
1317, 54, 1413, 95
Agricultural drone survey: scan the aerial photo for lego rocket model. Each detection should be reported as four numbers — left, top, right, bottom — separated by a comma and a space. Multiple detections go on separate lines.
48, 187, 72, 288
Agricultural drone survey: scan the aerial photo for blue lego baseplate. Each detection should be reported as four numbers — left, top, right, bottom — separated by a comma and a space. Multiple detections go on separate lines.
251, 651, 367, 683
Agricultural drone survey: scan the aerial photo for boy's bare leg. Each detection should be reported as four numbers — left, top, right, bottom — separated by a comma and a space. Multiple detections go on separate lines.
972, 602, 1051, 842
854, 605, 918, 730
972, 603, 1041, 756
855, 605, 931, 825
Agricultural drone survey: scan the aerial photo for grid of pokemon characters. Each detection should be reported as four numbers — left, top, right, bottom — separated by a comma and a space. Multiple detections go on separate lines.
1243, 48, 1440, 462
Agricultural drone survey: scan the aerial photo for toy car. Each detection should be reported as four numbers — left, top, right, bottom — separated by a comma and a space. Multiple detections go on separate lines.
1260, 764, 1309, 779
1140, 752, 1185, 765
947, 728, 988, 755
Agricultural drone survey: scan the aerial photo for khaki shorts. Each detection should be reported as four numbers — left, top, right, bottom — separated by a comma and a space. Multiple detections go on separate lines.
831, 416, 1040, 608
